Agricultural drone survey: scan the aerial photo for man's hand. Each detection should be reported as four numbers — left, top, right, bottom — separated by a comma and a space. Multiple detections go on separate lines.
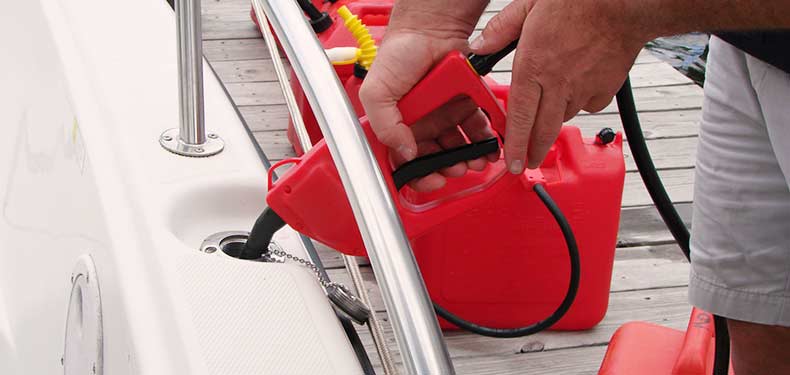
363, 0, 790, 184
359, 1, 491, 191
470, 0, 649, 172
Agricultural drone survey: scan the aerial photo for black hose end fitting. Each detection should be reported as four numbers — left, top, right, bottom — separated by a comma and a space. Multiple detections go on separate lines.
595, 128, 617, 145
238, 207, 286, 260
467, 39, 520, 76
353, 63, 368, 79
310, 12, 333, 33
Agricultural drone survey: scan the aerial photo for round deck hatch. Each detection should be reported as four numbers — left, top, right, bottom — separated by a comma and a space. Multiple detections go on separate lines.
63, 255, 103, 375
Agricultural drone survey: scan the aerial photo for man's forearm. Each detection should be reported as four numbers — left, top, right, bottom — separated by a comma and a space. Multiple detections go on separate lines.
387, 0, 490, 37
633, 0, 790, 40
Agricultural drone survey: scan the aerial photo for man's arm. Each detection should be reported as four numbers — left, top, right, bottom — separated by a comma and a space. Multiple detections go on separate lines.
386, 0, 488, 39
470, 0, 790, 173
639, 0, 790, 37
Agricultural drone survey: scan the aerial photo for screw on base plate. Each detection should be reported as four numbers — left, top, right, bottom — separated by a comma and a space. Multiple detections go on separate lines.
159, 128, 224, 157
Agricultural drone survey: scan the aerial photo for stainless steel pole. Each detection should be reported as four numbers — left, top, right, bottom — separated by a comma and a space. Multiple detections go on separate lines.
161, 0, 224, 157
249, 6, 397, 373
253, 1, 454, 374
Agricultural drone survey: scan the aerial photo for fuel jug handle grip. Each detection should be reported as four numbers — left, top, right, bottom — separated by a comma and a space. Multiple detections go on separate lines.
396, 51, 507, 136
362, 51, 511, 236
392, 137, 499, 190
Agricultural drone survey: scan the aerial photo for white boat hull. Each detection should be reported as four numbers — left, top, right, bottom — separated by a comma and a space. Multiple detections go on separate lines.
0, 1, 363, 373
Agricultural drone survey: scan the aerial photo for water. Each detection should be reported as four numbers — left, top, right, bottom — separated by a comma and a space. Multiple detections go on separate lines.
646, 33, 710, 86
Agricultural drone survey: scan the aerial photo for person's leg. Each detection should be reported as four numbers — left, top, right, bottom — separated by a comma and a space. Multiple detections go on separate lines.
727, 319, 790, 375
732, 42, 790, 375
689, 36, 790, 373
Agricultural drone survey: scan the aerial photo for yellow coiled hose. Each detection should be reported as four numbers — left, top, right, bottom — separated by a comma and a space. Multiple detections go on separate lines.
337, 6, 377, 70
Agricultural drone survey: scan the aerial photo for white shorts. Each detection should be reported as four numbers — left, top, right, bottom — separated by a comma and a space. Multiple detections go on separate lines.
689, 36, 790, 326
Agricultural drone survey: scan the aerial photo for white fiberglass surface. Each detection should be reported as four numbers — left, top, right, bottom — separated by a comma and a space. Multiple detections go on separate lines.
0, 0, 362, 374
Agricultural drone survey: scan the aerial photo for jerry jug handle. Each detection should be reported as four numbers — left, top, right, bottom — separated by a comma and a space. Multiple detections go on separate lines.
385, 51, 508, 190
392, 138, 499, 190
396, 51, 507, 135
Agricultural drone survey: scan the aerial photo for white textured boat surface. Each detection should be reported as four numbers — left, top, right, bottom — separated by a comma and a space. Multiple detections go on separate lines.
0, 0, 362, 374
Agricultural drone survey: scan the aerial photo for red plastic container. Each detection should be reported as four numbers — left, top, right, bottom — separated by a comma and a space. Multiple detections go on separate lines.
319, 0, 394, 18
286, 2, 393, 154
598, 308, 735, 374
250, 0, 392, 67
250, 2, 393, 153
267, 52, 625, 330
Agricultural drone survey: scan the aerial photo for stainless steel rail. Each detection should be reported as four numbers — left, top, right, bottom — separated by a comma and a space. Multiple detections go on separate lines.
253, 1, 455, 373
161, 0, 224, 157
250, 4, 396, 374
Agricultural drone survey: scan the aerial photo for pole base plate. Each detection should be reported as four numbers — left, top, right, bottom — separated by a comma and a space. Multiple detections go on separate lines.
159, 128, 224, 157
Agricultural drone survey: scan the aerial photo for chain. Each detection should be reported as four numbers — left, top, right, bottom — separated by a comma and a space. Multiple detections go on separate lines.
267, 243, 344, 291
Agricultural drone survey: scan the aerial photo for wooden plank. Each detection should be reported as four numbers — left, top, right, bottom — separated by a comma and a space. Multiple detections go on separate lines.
492, 60, 688, 88
253, 131, 296, 160
467, 30, 662, 65
573, 109, 701, 140
623, 168, 694, 207
203, 38, 282, 62
225, 81, 285, 106
611, 250, 689, 292
255, 137, 698, 207
203, 11, 260, 40
203, 1, 661, 65
367, 345, 613, 375
313, 241, 356, 270
202, 1, 705, 372
255, 128, 698, 172
257, 149, 697, 207
202, 0, 250, 14
617, 203, 692, 246
235, 103, 701, 139
211, 59, 283, 83
451, 345, 609, 375
238, 105, 291, 132
201, 0, 261, 40
597, 84, 702, 115
314, 204, 692, 270
326, 244, 690, 312
205, 33, 658, 67
209, 57, 678, 88
229, 82, 701, 112
252, 130, 296, 160
313, 204, 691, 269
486, 79, 703, 115
354, 286, 690, 369
624, 137, 697, 172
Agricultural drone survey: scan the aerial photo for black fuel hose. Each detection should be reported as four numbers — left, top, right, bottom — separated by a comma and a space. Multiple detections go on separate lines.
434, 183, 581, 338
296, 0, 323, 20
472, 37, 728, 372
238, 207, 286, 260
241, 39, 581, 339
240, 31, 729, 371
296, 0, 333, 33
616, 78, 730, 375
616, 80, 691, 258
241, 183, 580, 338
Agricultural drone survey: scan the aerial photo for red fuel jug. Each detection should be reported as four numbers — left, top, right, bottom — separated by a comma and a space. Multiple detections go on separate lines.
251, 0, 393, 29
267, 52, 625, 330
251, 2, 393, 154
319, 0, 394, 18
598, 308, 735, 374
250, 1, 392, 67
285, 2, 393, 154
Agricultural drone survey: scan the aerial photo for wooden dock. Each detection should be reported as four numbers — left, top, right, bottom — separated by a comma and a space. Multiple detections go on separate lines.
203, 0, 703, 373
